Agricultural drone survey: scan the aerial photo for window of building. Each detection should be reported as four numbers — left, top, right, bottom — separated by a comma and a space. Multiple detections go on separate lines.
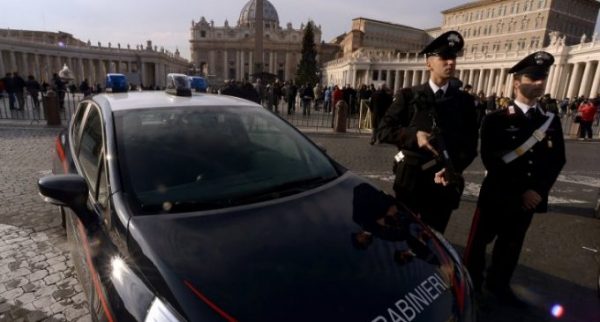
201, 31, 206, 38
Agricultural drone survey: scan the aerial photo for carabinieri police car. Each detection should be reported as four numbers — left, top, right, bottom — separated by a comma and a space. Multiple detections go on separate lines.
38, 74, 475, 322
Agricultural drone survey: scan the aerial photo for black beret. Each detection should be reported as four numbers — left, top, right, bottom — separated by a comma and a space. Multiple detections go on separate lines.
419, 31, 464, 58
509, 51, 555, 78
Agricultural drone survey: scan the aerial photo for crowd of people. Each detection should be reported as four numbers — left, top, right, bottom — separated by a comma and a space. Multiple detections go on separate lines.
0, 71, 105, 110
460, 87, 599, 140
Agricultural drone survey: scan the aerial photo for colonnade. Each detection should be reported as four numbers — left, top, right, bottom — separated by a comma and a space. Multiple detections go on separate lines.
0, 38, 189, 89
205, 48, 300, 82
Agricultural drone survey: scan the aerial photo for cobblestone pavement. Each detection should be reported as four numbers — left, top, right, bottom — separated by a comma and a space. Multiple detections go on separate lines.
1, 124, 599, 321
0, 126, 90, 322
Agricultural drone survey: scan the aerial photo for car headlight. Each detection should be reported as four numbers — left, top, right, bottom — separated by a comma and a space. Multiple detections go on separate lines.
145, 297, 184, 322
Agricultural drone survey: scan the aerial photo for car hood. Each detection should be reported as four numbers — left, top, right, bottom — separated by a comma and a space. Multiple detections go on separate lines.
128, 173, 473, 322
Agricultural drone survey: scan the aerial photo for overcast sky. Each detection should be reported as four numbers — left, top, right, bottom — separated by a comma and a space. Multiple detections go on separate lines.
3, 0, 600, 60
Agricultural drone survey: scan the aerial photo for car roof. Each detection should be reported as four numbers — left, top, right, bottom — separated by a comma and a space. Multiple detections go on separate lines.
92, 91, 258, 112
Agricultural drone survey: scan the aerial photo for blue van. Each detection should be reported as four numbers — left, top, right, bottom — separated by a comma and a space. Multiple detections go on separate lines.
189, 76, 208, 93
105, 73, 128, 93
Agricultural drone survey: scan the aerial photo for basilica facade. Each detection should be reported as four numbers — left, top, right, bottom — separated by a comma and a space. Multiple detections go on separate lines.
189, 0, 338, 84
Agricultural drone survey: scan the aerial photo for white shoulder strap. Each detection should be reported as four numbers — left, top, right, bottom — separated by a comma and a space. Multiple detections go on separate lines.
501, 113, 555, 164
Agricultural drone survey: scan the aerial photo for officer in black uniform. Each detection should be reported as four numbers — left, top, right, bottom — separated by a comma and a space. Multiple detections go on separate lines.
463, 51, 566, 307
376, 31, 479, 234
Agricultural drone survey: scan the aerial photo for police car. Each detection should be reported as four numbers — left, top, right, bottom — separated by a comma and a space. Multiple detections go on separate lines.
38, 74, 475, 321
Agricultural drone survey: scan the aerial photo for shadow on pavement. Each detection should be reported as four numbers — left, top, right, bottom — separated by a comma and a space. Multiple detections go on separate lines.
0, 301, 66, 322
451, 245, 600, 322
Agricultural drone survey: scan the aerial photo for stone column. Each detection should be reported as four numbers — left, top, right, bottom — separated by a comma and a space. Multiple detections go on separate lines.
273, 52, 278, 76
207, 50, 214, 76
544, 65, 556, 95
578, 61, 593, 97
223, 50, 228, 80
249, 51, 254, 77
0, 51, 5, 76
394, 70, 401, 93
550, 64, 563, 97
240, 50, 245, 80
22, 52, 29, 76
486, 69, 496, 95
403, 69, 410, 88
588, 62, 600, 98
234, 51, 239, 80
505, 72, 514, 98
567, 63, 583, 99
411, 70, 419, 87
88, 59, 95, 85
421, 69, 428, 83
77, 58, 83, 83
34, 54, 41, 81
10, 51, 17, 72
459, 69, 464, 84
44, 55, 51, 82
154, 63, 161, 88
139, 60, 145, 87
497, 68, 507, 96
476, 69, 485, 94
468, 69, 475, 87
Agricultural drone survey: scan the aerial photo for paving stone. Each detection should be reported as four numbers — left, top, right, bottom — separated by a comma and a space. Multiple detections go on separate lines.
43, 273, 62, 286
28, 270, 48, 283
15, 292, 36, 305
1, 286, 24, 300
25, 310, 47, 322
63, 306, 87, 321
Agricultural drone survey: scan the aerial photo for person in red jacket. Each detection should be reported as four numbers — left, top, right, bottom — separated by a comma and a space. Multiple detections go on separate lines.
578, 100, 597, 140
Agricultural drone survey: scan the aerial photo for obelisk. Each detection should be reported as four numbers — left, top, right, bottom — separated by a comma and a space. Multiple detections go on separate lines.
254, 0, 264, 76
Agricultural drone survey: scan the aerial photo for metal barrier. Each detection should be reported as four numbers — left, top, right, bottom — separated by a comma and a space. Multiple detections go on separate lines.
265, 98, 362, 132
559, 113, 600, 138
0, 91, 80, 125
1, 90, 597, 138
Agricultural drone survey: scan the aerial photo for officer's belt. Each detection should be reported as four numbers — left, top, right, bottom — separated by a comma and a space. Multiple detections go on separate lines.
394, 150, 438, 171
501, 113, 555, 164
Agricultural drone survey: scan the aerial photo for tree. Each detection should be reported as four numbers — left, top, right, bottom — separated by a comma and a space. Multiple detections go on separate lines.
295, 21, 319, 86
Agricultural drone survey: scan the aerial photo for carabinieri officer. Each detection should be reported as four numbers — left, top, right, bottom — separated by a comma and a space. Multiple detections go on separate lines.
376, 31, 479, 234
463, 51, 566, 307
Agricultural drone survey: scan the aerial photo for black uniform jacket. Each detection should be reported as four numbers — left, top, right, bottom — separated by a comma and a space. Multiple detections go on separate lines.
478, 104, 566, 212
377, 82, 478, 173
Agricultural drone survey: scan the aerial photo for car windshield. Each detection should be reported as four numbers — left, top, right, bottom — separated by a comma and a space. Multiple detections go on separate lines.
114, 105, 340, 214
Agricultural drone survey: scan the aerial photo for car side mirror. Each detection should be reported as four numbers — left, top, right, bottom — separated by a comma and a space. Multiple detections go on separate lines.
38, 174, 88, 212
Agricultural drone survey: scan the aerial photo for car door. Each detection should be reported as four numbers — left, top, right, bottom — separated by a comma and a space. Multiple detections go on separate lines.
68, 103, 118, 321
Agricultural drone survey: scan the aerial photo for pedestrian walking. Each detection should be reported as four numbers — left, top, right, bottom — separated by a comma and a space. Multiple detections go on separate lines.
13, 72, 26, 110
25, 75, 41, 109
1, 73, 16, 110
463, 51, 566, 308
376, 31, 479, 233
